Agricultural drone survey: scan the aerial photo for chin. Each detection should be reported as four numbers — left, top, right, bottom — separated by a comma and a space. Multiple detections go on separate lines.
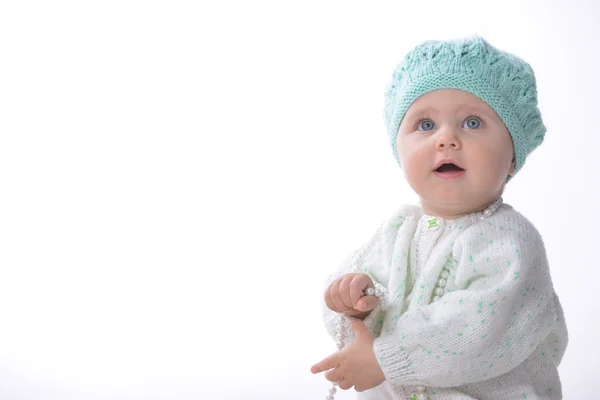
430, 186, 469, 204
409, 177, 474, 205
413, 191, 465, 210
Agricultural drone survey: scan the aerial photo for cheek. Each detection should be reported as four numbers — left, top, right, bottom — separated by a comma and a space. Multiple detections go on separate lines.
471, 144, 513, 179
398, 138, 429, 177
403, 152, 424, 175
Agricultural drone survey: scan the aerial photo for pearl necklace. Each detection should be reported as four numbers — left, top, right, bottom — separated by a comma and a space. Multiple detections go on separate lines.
430, 198, 503, 304
325, 220, 385, 400
324, 198, 504, 400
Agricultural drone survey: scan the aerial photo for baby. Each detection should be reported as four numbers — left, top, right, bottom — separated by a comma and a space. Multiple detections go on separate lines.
310, 36, 568, 400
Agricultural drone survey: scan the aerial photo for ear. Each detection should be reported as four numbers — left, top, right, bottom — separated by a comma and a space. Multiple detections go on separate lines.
508, 158, 516, 176
396, 148, 404, 170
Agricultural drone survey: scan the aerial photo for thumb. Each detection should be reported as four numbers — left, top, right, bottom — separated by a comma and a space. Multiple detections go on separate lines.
357, 295, 378, 312
350, 319, 370, 339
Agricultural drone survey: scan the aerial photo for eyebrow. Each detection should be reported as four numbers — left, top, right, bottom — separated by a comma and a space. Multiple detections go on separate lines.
405, 106, 440, 118
405, 104, 500, 121
455, 104, 499, 120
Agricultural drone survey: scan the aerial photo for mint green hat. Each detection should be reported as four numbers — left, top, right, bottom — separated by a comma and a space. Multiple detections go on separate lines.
384, 35, 545, 176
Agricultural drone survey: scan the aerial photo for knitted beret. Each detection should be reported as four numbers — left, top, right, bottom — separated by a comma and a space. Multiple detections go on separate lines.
383, 35, 545, 176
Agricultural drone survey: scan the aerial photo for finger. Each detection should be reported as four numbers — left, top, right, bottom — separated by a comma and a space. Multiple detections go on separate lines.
324, 287, 339, 312
349, 274, 371, 307
338, 275, 354, 309
339, 378, 353, 390
355, 383, 367, 392
310, 353, 339, 374
330, 279, 353, 313
334, 378, 347, 390
350, 319, 370, 339
356, 295, 378, 312
324, 367, 344, 383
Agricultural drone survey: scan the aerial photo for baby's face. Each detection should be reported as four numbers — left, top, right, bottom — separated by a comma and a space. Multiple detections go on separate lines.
397, 89, 515, 217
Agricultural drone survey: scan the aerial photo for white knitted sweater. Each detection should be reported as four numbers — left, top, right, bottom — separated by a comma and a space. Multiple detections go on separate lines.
321, 203, 568, 399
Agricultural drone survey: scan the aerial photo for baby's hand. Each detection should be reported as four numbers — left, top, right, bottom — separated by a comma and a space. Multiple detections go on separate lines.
325, 273, 378, 318
311, 319, 385, 391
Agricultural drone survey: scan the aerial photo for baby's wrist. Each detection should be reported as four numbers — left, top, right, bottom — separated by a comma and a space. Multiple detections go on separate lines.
351, 310, 371, 320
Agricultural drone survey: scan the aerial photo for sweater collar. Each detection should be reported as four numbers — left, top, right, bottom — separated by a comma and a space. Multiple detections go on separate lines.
419, 197, 504, 230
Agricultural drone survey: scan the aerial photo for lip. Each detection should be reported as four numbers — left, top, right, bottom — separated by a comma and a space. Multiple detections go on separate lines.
433, 158, 465, 171
434, 169, 466, 180
433, 158, 466, 180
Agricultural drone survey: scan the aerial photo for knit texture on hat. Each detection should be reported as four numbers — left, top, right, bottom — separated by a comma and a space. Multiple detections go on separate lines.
383, 35, 545, 175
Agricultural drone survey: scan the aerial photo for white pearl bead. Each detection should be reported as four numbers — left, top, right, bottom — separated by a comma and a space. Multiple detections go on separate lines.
432, 296, 440, 302
415, 385, 426, 393
437, 278, 447, 287
322, 223, 391, 400
435, 287, 444, 296
441, 270, 449, 279
417, 394, 428, 400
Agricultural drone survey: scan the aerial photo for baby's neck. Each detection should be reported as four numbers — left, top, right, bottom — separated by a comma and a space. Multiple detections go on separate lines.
420, 198, 501, 220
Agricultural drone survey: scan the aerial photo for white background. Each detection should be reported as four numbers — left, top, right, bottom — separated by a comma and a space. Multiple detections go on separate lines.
1, 0, 598, 399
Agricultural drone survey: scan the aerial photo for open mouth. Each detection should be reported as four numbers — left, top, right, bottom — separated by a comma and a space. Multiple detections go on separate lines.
435, 163, 465, 173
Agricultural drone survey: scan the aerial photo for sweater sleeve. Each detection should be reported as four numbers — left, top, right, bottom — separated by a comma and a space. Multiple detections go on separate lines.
321, 210, 407, 341
372, 214, 561, 388
321, 246, 388, 341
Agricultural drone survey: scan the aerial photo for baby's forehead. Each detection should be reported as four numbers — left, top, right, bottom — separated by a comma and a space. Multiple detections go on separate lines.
405, 89, 499, 119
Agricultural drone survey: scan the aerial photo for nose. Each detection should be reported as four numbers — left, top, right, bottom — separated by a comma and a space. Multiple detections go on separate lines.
435, 126, 461, 151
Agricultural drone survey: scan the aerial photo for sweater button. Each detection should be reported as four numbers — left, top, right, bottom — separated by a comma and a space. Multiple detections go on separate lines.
427, 217, 439, 229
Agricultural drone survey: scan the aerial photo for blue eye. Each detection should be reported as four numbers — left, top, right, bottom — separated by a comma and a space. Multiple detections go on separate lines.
418, 120, 436, 131
463, 117, 482, 129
